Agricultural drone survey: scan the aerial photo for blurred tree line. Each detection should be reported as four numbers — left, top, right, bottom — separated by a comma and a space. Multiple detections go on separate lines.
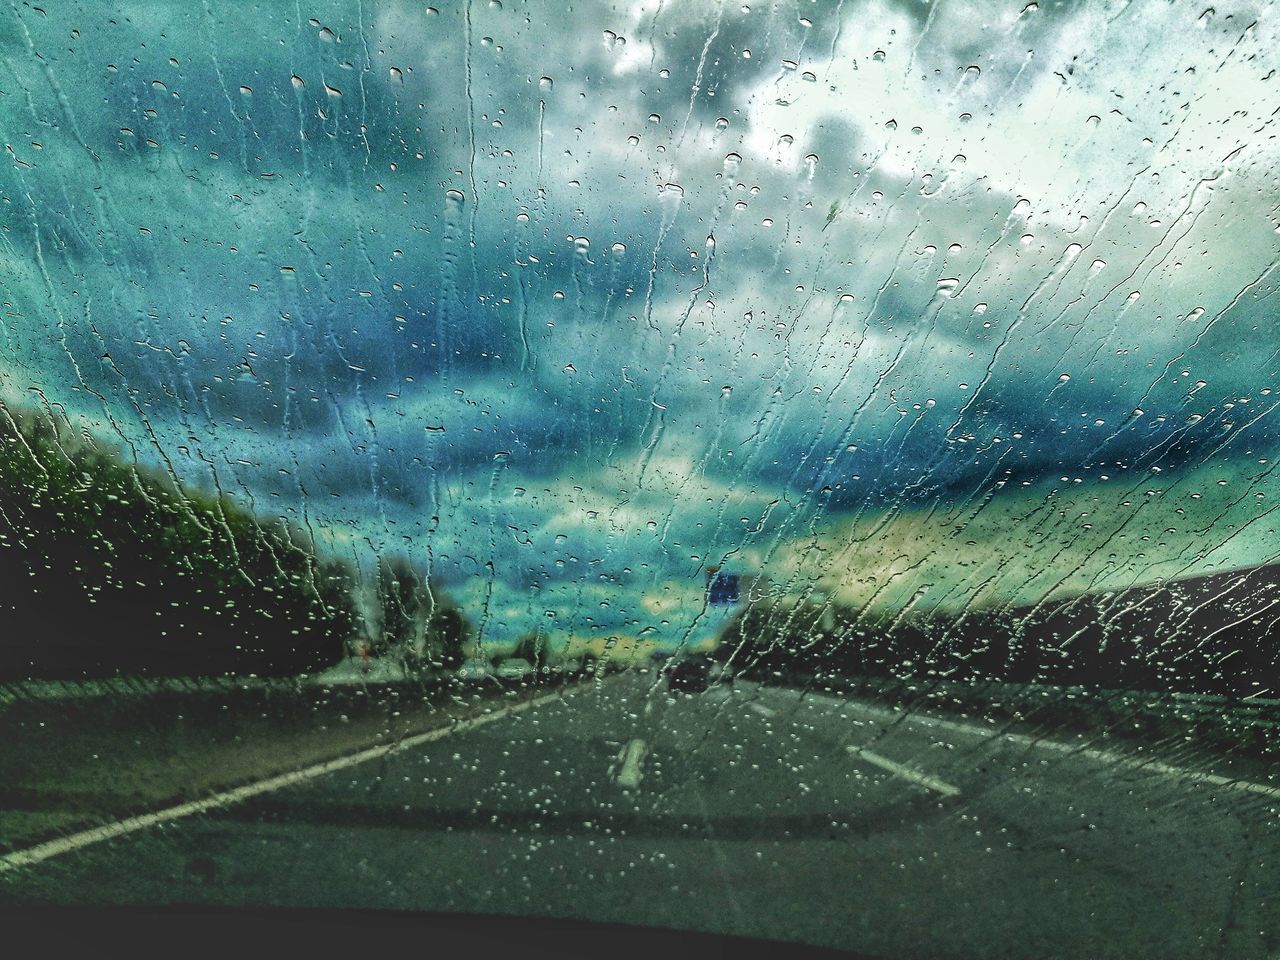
0, 404, 467, 680
715, 565, 1280, 698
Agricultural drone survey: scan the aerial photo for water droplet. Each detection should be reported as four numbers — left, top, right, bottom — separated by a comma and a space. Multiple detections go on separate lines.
539, 76, 554, 92
715, 117, 730, 130
872, 50, 886, 62
389, 67, 403, 82
291, 75, 305, 90
647, 113, 661, 124
611, 242, 626, 254
239, 85, 252, 96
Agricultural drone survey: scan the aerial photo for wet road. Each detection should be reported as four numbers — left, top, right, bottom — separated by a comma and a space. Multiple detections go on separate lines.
2, 673, 1277, 958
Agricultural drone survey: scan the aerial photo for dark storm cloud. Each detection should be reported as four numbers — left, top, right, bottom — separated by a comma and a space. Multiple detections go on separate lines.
3, 0, 1279, 638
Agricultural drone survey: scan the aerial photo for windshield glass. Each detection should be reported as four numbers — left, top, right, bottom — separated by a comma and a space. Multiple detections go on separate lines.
2, 1, 1279, 956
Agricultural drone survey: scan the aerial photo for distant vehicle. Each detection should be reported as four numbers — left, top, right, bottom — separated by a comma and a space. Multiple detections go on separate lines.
667, 655, 714, 693
495, 657, 535, 680
455, 658, 491, 681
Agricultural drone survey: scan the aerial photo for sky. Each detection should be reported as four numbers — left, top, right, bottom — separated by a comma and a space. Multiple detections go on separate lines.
2, 0, 1279, 653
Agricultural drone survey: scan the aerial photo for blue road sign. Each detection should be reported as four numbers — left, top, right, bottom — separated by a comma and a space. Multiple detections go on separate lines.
708, 572, 740, 606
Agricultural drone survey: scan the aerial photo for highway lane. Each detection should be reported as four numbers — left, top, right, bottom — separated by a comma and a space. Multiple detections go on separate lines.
1, 673, 1276, 958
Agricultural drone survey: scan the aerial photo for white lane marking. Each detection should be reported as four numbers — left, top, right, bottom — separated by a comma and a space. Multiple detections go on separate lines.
615, 738, 647, 789
847, 745, 961, 797
749, 703, 776, 719
779, 688, 1280, 800
0, 688, 571, 873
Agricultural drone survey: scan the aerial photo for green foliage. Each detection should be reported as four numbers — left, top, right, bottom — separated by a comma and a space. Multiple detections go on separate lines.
511, 631, 547, 668
0, 404, 465, 680
374, 554, 468, 671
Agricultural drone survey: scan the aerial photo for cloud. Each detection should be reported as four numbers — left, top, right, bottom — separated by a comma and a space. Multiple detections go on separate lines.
2, 0, 1278, 646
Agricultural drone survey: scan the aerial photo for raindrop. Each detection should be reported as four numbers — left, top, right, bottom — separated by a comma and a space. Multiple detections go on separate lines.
611, 242, 626, 254
291, 75, 305, 89
715, 117, 730, 130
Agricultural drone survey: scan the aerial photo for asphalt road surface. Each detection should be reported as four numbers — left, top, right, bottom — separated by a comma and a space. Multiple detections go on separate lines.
2, 673, 1277, 959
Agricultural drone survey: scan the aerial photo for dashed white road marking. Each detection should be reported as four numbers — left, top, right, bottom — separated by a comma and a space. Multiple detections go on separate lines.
779, 687, 1280, 800
0, 688, 571, 874
615, 738, 648, 789
847, 745, 962, 797
749, 703, 777, 719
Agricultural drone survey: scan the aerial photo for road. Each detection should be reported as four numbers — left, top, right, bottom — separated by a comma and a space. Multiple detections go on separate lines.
1, 673, 1277, 958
